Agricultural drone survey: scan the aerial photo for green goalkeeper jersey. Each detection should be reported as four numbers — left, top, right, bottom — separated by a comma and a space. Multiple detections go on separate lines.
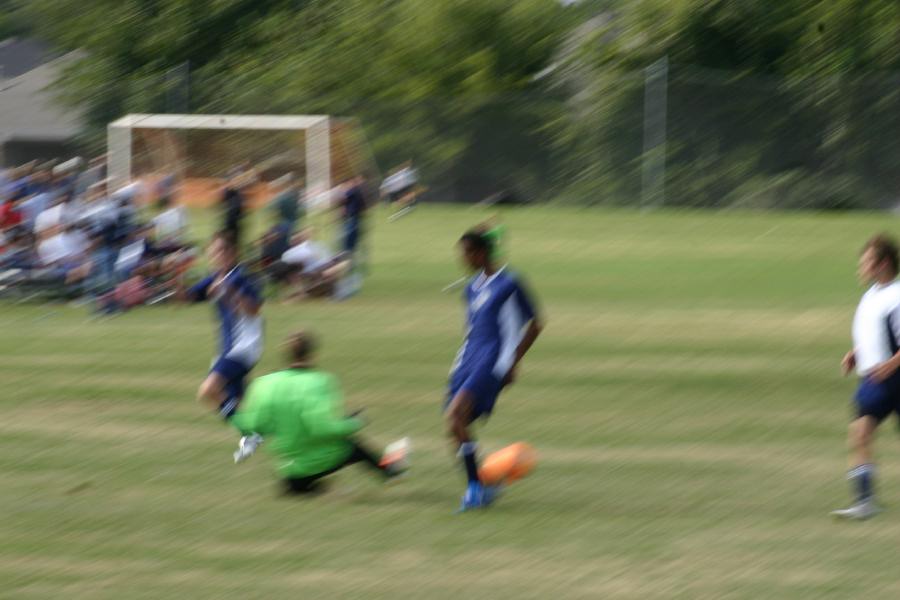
231, 368, 364, 477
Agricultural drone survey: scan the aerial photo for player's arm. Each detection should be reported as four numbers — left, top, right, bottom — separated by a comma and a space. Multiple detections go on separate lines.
841, 350, 856, 376
515, 317, 544, 366
176, 274, 213, 303
233, 277, 262, 316
214, 272, 262, 316
505, 279, 544, 384
301, 375, 364, 440
868, 310, 900, 382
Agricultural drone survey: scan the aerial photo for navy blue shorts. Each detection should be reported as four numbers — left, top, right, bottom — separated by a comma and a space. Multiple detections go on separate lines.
210, 357, 251, 419
445, 365, 504, 421
855, 375, 900, 423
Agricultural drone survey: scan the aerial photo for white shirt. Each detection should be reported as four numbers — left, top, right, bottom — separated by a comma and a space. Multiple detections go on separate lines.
282, 241, 331, 273
115, 239, 145, 273
34, 204, 64, 234
80, 199, 117, 228
37, 231, 86, 266
152, 206, 188, 243
381, 167, 418, 194
852, 280, 900, 375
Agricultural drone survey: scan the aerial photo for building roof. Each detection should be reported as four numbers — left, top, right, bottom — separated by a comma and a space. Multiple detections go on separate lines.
0, 51, 81, 143
0, 37, 55, 79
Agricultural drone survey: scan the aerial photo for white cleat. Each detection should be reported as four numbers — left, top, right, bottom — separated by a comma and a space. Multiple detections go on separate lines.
380, 437, 411, 479
831, 500, 882, 521
233, 433, 264, 464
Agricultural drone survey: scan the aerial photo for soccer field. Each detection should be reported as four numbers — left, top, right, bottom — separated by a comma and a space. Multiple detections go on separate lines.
4, 205, 900, 599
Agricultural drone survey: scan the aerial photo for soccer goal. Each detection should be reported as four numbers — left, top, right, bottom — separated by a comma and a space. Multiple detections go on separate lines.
107, 114, 377, 208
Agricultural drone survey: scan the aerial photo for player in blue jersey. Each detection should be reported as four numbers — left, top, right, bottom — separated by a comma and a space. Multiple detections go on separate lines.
445, 227, 544, 511
179, 230, 265, 463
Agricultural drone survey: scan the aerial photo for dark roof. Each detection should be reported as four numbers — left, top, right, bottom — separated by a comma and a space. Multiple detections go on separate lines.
0, 38, 58, 79
0, 53, 82, 142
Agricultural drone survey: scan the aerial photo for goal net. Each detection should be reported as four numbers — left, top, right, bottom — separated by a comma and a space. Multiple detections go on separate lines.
107, 114, 376, 209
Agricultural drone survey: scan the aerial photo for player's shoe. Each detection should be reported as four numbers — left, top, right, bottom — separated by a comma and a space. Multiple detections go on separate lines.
458, 481, 503, 513
233, 433, 264, 464
830, 499, 882, 520
380, 437, 411, 480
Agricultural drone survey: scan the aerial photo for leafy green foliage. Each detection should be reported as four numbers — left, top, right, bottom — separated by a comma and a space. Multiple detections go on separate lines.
16, 0, 900, 207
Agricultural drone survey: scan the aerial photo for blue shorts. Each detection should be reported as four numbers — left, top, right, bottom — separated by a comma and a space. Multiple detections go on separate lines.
855, 375, 900, 423
210, 357, 251, 419
445, 364, 504, 421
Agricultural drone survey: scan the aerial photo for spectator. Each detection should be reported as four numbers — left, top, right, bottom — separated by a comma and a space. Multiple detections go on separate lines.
76, 155, 106, 197
0, 193, 23, 231
36, 222, 90, 286
152, 193, 189, 247
0, 226, 36, 270
281, 227, 351, 299
33, 194, 67, 239
268, 173, 303, 233
338, 175, 368, 256
221, 169, 251, 250
255, 221, 292, 285
381, 159, 420, 221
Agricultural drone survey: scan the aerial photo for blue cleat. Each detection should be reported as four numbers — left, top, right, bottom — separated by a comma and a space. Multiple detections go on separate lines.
457, 482, 503, 513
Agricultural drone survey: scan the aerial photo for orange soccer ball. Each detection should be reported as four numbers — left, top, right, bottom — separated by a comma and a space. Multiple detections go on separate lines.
478, 442, 537, 485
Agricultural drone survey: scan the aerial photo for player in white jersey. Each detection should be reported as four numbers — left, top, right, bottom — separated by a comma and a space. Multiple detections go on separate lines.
833, 235, 900, 520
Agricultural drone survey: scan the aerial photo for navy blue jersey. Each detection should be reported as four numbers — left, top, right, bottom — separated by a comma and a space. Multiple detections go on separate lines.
450, 268, 537, 382
190, 266, 264, 367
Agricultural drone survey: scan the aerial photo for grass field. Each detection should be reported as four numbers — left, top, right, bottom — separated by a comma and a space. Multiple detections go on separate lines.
4, 205, 900, 599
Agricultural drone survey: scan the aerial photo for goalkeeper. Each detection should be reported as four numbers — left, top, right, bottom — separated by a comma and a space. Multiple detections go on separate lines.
232, 329, 409, 494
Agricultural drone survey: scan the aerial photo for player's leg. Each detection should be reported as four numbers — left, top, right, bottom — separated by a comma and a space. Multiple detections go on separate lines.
282, 474, 329, 496
345, 437, 410, 480
848, 415, 878, 495
280, 439, 409, 496
832, 378, 888, 519
444, 387, 501, 511
445, 389, 478, 479
203, 357, 265, 463
197, 371, 228, 413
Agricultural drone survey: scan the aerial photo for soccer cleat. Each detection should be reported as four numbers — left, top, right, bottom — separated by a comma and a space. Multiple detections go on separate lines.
380, 437, 411, 479
831, 500, 882, 521
457, 482, 503, 512
233, 433, 264, 464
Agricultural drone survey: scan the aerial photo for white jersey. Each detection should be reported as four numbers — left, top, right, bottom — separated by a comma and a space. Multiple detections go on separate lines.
381, 167, 418, 194
152, 206, 188, 243
852, 280, 900, 375
281, 240, 331, 273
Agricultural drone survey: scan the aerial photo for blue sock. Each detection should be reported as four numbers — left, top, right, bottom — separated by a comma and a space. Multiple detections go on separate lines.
459, 442, 480, 484
849, 464, 875, 502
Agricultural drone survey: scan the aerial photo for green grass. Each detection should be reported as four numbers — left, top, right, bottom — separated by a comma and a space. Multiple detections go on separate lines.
3, 205, 900, 599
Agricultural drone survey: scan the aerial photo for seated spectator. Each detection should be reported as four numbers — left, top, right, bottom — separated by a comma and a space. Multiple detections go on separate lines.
152, 194, 189, 247
280, 227, 351, 299
268, 173, 302, 233
380, 160, 421, 220
0, 226, 36, 270
36, 223, 91, 285
0, 194, 23, 231
34, 193, 71, 239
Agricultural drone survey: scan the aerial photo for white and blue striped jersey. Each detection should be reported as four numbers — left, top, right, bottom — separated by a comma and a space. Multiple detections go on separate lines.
451, 267, 537, 381
190, 266, 264, 368
853, 280, 900, 375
